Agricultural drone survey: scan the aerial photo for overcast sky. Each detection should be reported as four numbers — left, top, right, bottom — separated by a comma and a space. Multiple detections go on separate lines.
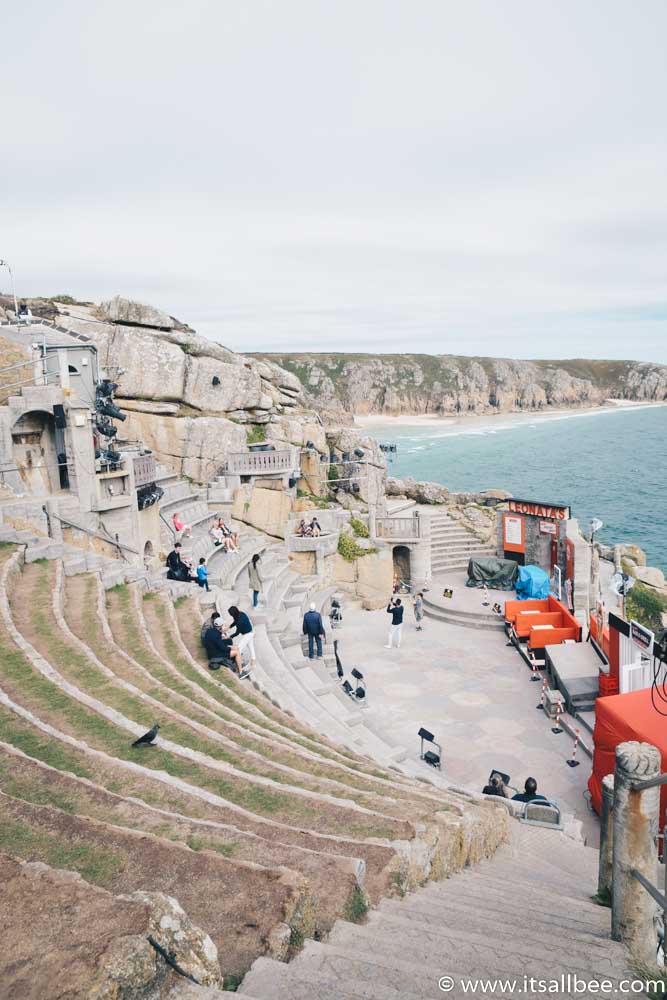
3, 0, 667, 362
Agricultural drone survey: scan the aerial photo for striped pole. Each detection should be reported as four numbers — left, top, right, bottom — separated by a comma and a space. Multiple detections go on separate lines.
551, 699, 563, 734
536, 676, 547, 711
566, 729, 581, 767
529, 655, 541, 682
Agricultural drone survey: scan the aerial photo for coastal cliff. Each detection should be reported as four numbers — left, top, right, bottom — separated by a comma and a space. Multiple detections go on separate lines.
248, 353, 667, 419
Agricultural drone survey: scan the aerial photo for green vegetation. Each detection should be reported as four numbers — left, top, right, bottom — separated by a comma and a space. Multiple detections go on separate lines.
626, 582, 667, 633
349, 516, 369, 538
186, 834, 238, 858
337, 534, 377, 562
246, 424, 267, 445
296, 489, 330, 509
0, 815, 125, 886
223, 973, 244, 991
344, 885, 370, 923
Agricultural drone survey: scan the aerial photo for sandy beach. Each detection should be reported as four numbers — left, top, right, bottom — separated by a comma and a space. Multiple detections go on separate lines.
353, 399, 667, 431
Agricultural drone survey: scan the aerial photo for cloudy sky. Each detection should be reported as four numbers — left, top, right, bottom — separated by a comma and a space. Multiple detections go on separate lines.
3, 0, 667, 361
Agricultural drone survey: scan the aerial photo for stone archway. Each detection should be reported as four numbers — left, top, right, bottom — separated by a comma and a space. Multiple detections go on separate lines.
143, 540, 155, 567
393, 545, 411, 587
11, 410, 60, 495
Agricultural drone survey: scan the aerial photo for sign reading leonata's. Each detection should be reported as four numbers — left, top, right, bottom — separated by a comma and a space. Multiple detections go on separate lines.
508, 499, 570, 520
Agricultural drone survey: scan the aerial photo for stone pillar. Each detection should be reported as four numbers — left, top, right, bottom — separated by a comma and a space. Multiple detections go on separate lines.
598, 774, 614, 899
611, 741, 661, 964
368, 502, 377, 541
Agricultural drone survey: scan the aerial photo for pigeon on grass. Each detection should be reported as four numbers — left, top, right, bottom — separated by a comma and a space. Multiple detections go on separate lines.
132, 724, 160, 748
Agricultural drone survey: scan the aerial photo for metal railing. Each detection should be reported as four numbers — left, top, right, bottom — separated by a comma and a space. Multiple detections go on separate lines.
374, 515, 421, 540
225, 449, 294, 475
629, 773, 667, 933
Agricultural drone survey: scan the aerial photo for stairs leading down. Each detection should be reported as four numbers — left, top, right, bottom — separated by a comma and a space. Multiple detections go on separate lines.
430, 509, 496, 575
240, 822, 634, 1000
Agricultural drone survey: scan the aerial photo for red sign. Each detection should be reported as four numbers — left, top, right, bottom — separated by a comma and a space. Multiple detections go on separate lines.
509, 499, 570, 520
539, 520, 557, 535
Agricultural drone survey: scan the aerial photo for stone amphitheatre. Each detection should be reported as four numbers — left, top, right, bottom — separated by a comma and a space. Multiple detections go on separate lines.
0, 296, 660, 999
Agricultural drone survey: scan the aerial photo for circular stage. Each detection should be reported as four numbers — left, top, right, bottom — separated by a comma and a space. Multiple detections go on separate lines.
422, 571, 507, 631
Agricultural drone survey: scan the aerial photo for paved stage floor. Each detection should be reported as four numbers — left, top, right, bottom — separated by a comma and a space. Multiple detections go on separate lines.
334, 599, 599, 844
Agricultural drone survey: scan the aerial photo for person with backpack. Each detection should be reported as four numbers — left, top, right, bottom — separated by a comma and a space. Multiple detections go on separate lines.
384, 597, 404, 649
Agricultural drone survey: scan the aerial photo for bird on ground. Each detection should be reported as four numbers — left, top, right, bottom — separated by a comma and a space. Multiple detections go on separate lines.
132, 724, 160, 748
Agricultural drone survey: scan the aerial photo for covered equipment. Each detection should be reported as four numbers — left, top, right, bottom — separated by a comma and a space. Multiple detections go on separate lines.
466, 557, 519, 590
589, 688, 667, 829
515, 565, 551, 601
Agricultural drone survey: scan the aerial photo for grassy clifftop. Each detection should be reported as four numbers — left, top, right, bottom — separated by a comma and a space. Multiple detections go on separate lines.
248, 352, 667, 416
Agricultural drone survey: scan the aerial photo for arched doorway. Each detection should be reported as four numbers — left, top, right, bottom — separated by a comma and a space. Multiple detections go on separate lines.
393, 545, 411, 588
143, 540, 155, 568
11, 410, 60, 495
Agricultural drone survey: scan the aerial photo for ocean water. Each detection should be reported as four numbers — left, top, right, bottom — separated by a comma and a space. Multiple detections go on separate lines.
364, 405, 667, 573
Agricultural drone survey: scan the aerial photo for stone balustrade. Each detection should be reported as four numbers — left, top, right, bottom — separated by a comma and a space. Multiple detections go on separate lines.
374, 514, 422, 540
287, 532, 339, 557
225, 449, 296, 476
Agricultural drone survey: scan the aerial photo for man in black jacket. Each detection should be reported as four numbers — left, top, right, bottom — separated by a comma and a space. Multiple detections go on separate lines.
202, 617, 248, 677
166, 542, 193, 582
302, 602, 326, 659
384, 597, 404, 649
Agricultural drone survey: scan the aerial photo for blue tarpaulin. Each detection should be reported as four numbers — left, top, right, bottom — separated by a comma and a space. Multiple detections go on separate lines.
515, 565, 551, 600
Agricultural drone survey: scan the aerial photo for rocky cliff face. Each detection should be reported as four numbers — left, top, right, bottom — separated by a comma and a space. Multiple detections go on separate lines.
39, 297, 330, 481
249, 353, 667, 418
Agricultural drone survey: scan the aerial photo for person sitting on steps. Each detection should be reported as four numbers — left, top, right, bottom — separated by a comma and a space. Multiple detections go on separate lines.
202, 616, 248, 677
172, 512, 192, 539
511, 777, 548, 803
166, 542, 194, 582
482, 775, 507, 797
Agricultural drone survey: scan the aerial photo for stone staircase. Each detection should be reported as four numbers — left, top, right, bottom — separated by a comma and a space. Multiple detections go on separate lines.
430, 509, 497, 575
238, 821, 634, 1000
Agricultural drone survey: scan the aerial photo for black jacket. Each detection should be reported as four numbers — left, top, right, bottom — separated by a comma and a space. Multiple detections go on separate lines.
229, 612, 253, 638
203, 626, 233, 660
387, 603, 404, 625
166, 550, 183, 573
303, 610, 325, 637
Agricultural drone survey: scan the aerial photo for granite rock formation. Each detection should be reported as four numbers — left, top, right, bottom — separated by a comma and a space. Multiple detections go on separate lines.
250, 353, 667, 418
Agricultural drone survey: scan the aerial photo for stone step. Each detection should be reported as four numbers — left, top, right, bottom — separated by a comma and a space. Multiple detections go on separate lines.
357, 905, 616, 966
327, 916, 628, 979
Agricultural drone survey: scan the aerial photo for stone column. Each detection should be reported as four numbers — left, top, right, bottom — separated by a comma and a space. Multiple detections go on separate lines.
598, 774, 614, 900
611, 741, 661, 965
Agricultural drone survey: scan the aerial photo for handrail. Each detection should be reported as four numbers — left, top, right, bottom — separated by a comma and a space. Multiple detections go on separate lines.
159, 509, 177, 541
631, 772, 667, 792
630, 868, 667, 911
48, 510, 138, 558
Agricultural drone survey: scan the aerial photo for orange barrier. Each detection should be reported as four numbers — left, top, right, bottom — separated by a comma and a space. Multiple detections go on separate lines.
505, 595, 581, 649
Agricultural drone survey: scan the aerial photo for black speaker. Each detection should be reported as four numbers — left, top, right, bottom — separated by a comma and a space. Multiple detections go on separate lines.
53, 404, 67, 428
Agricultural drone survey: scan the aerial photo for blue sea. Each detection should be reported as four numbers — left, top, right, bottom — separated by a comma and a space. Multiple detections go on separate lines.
363, 405, 667, 573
